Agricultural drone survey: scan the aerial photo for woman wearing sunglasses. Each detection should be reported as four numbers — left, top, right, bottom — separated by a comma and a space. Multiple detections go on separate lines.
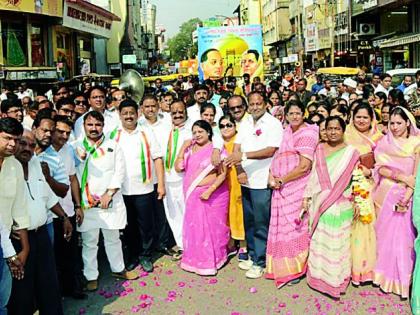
219, 114, 248, 264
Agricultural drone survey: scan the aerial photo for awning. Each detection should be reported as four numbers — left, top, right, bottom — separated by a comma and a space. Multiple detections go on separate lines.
67, 0, 121, 21
380, 33, 420, 49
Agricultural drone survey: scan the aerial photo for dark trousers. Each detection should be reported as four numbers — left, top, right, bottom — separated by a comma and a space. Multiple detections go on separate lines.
123, 193, 155, 261
8, 225, 63, 315
152, 184, 175, 251
53, 216, 83, 295
241, 186, 272, 268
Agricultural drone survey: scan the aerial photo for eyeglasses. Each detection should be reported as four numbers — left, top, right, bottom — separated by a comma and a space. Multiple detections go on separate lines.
219, 123, 234, 129
7, 108, 23, 114
74, 100, 87, 106
112, 96, 126, 102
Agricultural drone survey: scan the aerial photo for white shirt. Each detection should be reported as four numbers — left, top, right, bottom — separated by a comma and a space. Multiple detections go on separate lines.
15, 91, 30, 100
187, 103, 224, 125
318, 87, 337, 98
375, 84, 393, 97
112, 124, 162, 195
74, 110, 120, 140
22, 115, 34, 129
0, 156, 29, 230
56, 144, 76, 217
25, 157, 59, 231
73, 136, 127, 232
235, 112, 283, 189
139, 116, 171, 185
0, 218, 15, 258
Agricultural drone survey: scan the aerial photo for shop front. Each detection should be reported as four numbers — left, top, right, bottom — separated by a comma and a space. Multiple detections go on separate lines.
0, 0, 63, 87
54, 0, 120, 80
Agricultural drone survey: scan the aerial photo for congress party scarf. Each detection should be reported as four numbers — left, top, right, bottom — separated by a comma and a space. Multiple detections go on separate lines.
80, 135, 106, 210
110, 127, 152, 183
165, 128, 179, 171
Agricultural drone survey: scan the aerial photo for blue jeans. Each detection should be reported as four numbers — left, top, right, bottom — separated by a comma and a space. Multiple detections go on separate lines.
0, 257, 12, 315
241, 186, 272, 268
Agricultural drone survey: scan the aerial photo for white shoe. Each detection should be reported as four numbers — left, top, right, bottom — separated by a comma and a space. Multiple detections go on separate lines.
245, 265, 264, 279
238, 259, 253, 270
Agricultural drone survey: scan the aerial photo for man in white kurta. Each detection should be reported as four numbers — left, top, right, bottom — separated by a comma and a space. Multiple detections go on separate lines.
162, 101, 192, 254
73, 111, 137, 291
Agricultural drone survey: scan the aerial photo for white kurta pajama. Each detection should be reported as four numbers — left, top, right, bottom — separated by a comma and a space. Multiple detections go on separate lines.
73, 136, 127, 281
162, 122, 192, 249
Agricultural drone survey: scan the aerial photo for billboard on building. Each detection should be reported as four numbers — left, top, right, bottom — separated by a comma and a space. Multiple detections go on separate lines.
197, 25, 263, 81
0, 0, 62, 17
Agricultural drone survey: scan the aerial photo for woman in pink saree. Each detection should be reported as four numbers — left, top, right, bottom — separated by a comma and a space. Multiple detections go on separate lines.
372, 106, 420, 298
266, 100, 319, 288
175, 120, 230, 276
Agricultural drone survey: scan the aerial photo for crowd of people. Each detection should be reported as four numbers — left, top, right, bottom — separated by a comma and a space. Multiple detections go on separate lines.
0, 68, 420, 314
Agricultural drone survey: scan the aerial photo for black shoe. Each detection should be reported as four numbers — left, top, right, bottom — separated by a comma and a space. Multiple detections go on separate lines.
72, 291, 88, 300
158, 247, 177, 256
126, 260, 139, 271
139, 258, 154, 272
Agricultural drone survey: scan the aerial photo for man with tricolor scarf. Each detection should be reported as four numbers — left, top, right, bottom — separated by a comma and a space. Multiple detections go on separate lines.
162, 100, 192, 260
72, 111, 138, 292
111, 99, 164, 273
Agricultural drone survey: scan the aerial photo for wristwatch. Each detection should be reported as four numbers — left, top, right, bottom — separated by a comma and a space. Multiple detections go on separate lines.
241, 152, 247, 162
59, 213, 68, 221
8, 255, 18, 263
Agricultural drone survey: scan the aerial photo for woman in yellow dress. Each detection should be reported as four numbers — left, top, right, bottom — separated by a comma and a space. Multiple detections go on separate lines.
219, 114, 247, 261
345, 101, 383, 285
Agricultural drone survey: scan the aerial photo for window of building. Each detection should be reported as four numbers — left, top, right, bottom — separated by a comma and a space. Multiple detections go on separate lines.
30, 25, 45, 66
1, 21, 27, 66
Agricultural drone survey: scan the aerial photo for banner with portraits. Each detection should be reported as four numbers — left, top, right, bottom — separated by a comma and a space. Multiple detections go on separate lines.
197, 25, 263, 82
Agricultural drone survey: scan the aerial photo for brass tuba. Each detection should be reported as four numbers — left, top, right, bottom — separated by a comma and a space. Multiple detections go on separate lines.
119, 69, 145, 103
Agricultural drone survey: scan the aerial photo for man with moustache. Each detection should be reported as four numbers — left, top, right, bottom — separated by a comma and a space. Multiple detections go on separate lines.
187, 84, 223, 124
56, 98, 76, 123
0, 118, 29, 314
51, 115, 86, 299
162, 101, 192, 259
113, 99, 167, 272
108, 89, 127, 112
225, 92, 283, 279
9, 129, 72, 315
138, 95, 174, 258
227, 95, 248, 126
33, 109, 70, 242
73, 111, 137, 291
73, 86, 119, 139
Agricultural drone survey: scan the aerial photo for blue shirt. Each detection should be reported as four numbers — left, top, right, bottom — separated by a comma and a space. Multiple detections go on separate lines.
311, 83, 324, 94
37, 146, 69, 185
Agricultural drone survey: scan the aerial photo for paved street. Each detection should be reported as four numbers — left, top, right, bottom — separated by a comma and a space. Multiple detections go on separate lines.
64, 254, 412, 315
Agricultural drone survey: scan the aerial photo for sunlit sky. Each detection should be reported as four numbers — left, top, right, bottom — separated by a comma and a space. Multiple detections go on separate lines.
152, 0, 238, 38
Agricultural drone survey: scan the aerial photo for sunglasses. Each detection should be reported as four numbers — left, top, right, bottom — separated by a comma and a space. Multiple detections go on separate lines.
112, 96, 126, 102
228, 105, 243, 111
74, 100, 87, 106
219, 123, 234, 129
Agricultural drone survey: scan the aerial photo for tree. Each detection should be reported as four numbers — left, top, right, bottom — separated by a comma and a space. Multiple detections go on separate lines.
167, 18, 201, 62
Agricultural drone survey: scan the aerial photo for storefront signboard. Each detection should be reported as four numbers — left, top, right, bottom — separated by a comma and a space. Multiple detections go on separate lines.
6, 70, 57, 80
63, 1, 113, 38
0, 0, 62, 17
305, 24, 318, 52
122, 55, 137, 64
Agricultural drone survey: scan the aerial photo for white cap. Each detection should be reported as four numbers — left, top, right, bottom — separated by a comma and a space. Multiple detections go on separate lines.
343, 78, 357, 89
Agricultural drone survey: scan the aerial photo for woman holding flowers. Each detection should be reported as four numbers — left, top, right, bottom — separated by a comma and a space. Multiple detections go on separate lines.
345, 101, 383, 285
304, 116, 360, 298
372, 106, 420, 298
266, 100, 319, 288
